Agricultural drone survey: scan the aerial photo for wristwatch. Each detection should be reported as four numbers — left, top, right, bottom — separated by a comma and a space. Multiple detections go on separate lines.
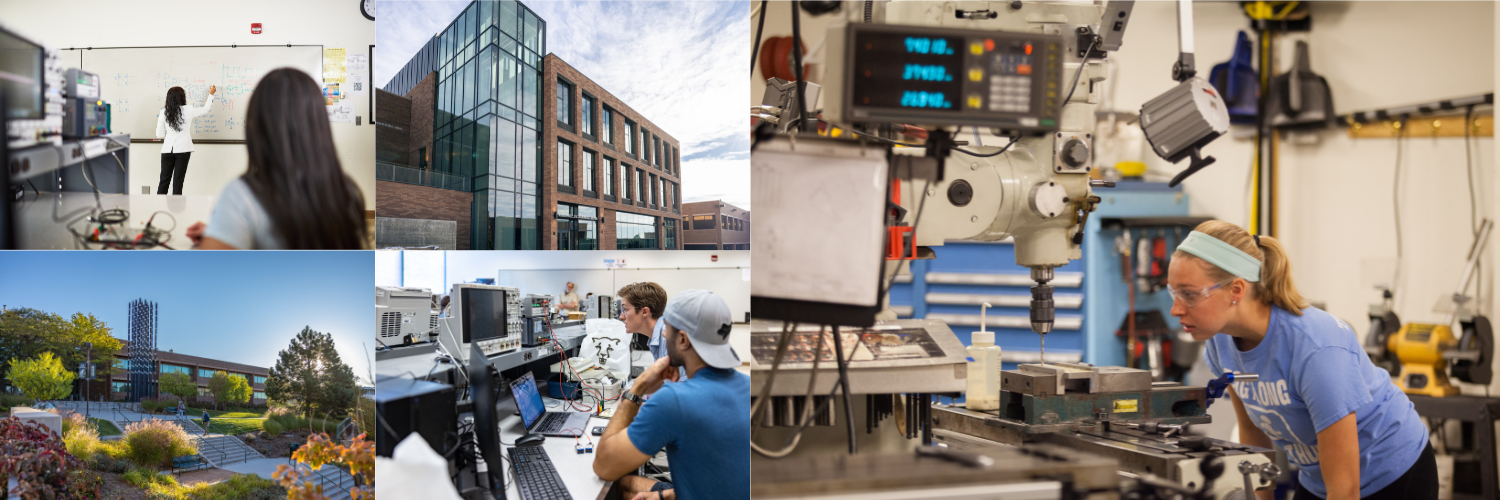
623, 390, 646, 406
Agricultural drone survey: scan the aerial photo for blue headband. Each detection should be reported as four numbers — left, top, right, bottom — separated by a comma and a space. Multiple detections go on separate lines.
1177, 231, 1261, 282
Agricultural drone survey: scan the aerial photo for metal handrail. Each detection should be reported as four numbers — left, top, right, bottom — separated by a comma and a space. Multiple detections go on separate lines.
375, 162, 471, 192
300, 462, 355, 500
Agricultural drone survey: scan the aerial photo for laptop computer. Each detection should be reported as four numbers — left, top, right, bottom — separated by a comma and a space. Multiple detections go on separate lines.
511, 372, 591, 437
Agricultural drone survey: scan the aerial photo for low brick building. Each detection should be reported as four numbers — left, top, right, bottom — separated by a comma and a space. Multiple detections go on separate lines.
101, 341, 271, 405
683, 200, 750, 250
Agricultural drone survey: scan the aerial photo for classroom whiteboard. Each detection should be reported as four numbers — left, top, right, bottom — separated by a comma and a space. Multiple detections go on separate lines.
491, 268, 752, 322
69, 46, 322, 142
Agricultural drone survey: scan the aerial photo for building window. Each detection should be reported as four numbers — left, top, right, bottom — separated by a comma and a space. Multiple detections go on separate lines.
198, 369, 215, 379
114, 358, 130, 370
558, 203, 598, 250
557, 140, 573, 188
601, 108, 613, 144
161, 364, 189, 376
664, 219, 677, 249
616, 211, 658, 249
603, 158, 614, 196
254, 375, 268, 385
621, 163, 632, 201
198, 387, 212, 397
581, 95, 595, 137
254, 391, 267, 400
582, 149, 596, 193
693, 215, 715, 230
640, 171, 649, 205
654, 137, 661, 167
625, 120, 636, 155
556, 80, 572, 127
112, 382, 131, 393
641, 128, 650, 164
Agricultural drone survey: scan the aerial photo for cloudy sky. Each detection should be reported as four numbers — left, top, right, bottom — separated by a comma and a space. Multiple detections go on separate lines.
378, 0, 751, 210
0, 252, 375, 384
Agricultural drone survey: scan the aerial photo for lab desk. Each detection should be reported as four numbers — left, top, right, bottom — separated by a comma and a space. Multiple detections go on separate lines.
12, 191, 216, 249
375, 325, 589, 381
487, 401, 616, 500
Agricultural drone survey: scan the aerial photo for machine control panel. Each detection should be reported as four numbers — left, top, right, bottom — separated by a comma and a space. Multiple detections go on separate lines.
830, 24, 1064, 133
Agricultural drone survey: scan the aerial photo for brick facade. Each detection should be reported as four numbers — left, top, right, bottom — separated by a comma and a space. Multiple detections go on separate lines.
404, 72, 438, 169
376, 89, 411, 164
106, 340, 271, 404
683, 200, 751, 250
543, 54, 684, 250
377, 180, 474, 250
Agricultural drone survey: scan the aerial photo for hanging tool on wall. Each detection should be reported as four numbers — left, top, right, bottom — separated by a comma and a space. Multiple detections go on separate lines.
1117, 230, 1138, 369
1136, 233, 1153, 294
1149, 231, 1169, 292
1209, 31, 1260, 124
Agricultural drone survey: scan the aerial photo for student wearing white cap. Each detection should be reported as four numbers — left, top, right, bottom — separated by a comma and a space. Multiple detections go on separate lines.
594, 289, 749, 500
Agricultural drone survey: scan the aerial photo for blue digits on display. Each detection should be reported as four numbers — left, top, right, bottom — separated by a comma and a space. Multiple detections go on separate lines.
900, 91, 951, 109
904, 37, 953, 55
902, 64, 953, 82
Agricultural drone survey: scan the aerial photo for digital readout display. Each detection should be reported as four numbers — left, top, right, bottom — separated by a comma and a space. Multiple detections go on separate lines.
852, 33, 965, 112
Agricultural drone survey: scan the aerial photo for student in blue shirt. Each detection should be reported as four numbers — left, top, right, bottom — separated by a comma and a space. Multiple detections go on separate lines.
594, 290, 750, 500
1169, 221, 1435, 500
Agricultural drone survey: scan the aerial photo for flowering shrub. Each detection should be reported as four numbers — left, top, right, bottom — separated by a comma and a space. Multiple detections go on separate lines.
122, 419, 197, 469
0, 416, 102, 499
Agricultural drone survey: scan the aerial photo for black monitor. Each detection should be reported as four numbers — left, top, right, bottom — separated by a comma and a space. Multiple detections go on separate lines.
0, 27, 42, 121
468, 343, 507, 499
461, 287, 508, 344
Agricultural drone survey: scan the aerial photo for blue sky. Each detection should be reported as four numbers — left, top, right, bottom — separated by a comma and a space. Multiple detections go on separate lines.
376, 0, 751, 210
0, 252, 375, 382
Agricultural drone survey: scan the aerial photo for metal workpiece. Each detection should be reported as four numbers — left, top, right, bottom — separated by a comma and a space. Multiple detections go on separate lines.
930, 404, 1276, 498
748, 319, 970, 396
751, 442, 1120, 500
1003, 363, 1155, 397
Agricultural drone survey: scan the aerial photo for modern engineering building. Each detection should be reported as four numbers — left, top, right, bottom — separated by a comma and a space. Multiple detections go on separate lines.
105, 341, 272, 404
377, 0, 684, 250
683, 200, 750, 250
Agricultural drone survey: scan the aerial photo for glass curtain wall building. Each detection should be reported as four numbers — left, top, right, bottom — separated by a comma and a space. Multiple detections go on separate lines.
431, 0, 546, 250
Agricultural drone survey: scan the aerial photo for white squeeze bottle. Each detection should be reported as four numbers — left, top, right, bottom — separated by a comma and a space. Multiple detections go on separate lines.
966, 302, 1002, 410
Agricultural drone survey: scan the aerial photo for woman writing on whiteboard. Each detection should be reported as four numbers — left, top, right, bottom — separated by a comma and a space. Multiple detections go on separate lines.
155, 85, 216, 195
183, 68, 367, 249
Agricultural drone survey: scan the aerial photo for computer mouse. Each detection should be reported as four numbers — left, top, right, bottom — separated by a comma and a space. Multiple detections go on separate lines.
515, 433, 546, 446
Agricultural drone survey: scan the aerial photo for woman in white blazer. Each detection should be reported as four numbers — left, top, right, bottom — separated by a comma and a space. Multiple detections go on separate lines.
155, 85, 216, 194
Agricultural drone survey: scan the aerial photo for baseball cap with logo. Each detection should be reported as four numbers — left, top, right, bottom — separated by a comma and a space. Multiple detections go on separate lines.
660, 289, 739, 369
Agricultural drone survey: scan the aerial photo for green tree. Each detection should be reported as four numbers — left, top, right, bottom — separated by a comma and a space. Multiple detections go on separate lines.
266, 327, 358, 419
0, 309, 122, 392
159, 372, 197, 402
208, 371, 252, 410
7, 352, 75, 403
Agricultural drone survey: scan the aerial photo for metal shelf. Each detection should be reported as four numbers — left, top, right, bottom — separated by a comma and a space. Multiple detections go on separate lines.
8, 133, 130, 182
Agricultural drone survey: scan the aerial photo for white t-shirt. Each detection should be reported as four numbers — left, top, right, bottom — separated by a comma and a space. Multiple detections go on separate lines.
204, 178, 285, 249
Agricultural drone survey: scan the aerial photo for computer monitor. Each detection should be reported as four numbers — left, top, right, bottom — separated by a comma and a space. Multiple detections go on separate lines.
509, 372, 546, 443
439, 284, 521, 363
468, 343, 507, 500
0, 28, 42, 121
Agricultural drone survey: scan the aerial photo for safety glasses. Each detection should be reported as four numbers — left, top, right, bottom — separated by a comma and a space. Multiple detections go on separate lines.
1167, 278, 1235, 308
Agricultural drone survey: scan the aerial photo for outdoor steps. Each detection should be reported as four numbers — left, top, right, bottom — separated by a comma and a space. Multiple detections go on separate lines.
297, 463, 356, 500
192, 433, 264, 466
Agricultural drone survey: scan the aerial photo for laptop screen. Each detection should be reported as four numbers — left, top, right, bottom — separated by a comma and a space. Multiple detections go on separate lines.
510, 372, 545, 429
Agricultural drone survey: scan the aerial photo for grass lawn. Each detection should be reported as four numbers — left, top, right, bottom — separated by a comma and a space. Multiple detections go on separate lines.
90, 417, 122, 437
193, 418, 265, 435
184, 407, 266, 419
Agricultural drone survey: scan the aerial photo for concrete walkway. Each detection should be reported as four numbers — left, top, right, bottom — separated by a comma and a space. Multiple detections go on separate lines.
220, 457, 289, 480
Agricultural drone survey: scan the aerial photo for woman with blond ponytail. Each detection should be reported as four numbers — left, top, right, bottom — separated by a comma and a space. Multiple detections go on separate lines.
1169, 221, 1434, 500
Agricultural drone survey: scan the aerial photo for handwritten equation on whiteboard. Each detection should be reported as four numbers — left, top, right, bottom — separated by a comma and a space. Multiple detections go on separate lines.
84, 47, 323, 141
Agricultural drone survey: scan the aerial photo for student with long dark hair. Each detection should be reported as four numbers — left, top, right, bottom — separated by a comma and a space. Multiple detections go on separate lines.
184, 68, 367, 249
155, 85, 216, 194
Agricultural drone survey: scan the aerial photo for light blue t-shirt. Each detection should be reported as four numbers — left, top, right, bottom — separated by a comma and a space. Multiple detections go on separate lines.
647, 319, 667, 360
205, 178, 285, 249
627, 367, 750, 500
1203, 306, 1427, 497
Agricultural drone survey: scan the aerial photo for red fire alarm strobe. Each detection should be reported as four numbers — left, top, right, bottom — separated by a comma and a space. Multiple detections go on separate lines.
711, 255, 718, 262
251, 23, 262, 34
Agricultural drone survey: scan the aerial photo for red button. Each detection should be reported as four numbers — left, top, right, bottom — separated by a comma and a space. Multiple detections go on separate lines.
985, 39, 995, 51
1017, 64, 1032, 75
1025, 43, 1033, 55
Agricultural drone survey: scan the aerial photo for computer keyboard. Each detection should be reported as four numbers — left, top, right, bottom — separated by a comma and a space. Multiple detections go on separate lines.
536, 412, 568, 434
509, 446, 572, 500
